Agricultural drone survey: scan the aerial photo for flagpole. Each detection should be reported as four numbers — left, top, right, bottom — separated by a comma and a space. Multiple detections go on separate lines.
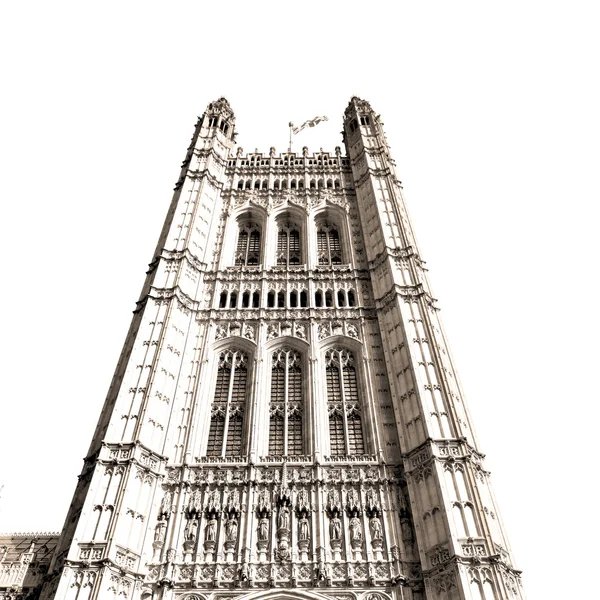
288, 122, 293, 152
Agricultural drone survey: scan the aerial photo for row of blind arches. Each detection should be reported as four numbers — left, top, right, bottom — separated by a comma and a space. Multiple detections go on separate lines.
218, 288, 357, 309
206, 347, 365, 458
236, 219, 343, 267
237, 178, 342, 191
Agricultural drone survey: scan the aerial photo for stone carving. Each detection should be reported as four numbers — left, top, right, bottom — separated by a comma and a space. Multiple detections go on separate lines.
330, 516, 342, 541
369, 516, 382, 541
187, 489, 202, 516
258, 518, 269, 542
318, 323, 331, 340
243, 323, 256, 341
225, 515, 238, 543
185, 517, 199, 542
296, 489, 310, 513
365, 488, 381, 516
298, 515, 310, 541
205, 517, 217, 543
346, 488, 361, 515
349, 516, 362, 544
159, 490, 172, 518
347, 323, 359, 339
206, 490, 221, 515
294, 322, 307, 340
278, 505, 291, 531
256, 488, 272, 557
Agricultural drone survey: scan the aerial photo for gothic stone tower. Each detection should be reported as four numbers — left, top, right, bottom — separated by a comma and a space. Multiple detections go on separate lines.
40, 98, 524, 600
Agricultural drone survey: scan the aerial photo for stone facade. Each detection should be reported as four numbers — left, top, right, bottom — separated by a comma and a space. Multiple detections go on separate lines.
0, 534, 58, 599
23, 97, 523, 600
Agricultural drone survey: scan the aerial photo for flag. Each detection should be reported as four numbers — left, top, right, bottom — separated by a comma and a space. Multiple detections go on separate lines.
289, 115, 328, 135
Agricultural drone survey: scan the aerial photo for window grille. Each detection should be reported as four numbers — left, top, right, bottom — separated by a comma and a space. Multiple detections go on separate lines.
277, 220, 301, 265
317, 222, 342, 265
329, 413, 346, 456
206, 350, 248, 457
235, 222, 261, 266
268, 348, 303, 456
325, 348, 365, 456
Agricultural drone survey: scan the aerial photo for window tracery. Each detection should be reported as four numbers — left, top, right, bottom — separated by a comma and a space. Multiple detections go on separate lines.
206, 349, 248, 457
269, 348, 303, 456
277, 218, 301, 266
325, 347, 365, 456
317, 221, 342, 265
235, 221, 261, 266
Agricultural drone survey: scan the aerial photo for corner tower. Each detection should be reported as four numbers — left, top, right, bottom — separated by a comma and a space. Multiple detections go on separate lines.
344, 97, 522, 598
39, 98, 524, 600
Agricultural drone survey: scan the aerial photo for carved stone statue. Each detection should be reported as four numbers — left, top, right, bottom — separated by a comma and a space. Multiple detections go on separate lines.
369, 516, 382, 541
154, 520, 166, 543
185, 517, 199, 541
160, 491, 172, 516
329, 516, 342, 541
226, 516, 238, 542
258, 517, 269, 541
205, 517, 217, 542
298, 515, 310, 541
349, 517, 362, 541
278, 505, 290, 531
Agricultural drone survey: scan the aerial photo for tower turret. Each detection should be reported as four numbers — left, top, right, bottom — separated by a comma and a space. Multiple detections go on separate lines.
345, 97, 522, 599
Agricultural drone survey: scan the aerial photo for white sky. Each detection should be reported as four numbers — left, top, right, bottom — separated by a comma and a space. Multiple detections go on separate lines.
1, 2, 599, 598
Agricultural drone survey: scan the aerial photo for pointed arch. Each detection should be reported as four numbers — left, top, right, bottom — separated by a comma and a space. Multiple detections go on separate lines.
323, 345, 365, 457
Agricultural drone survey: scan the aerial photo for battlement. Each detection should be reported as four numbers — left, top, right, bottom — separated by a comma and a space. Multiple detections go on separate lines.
227, 147, 351, 169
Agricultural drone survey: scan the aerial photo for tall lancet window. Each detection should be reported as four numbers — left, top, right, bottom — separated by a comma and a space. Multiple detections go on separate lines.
317, 221, 342, 265
277, 218, 301, 266
269, 348, 303, 456
325, 347, 365, 456
206, 349, 248, 457
235, 221, 261, 266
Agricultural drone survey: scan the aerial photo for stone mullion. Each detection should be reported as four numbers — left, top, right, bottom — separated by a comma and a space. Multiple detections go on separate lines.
338, 350, 350, 456
220, 356, 236, 458
283, 354, 289, 455
247, 344, 265, 463
309, 349, 325, 461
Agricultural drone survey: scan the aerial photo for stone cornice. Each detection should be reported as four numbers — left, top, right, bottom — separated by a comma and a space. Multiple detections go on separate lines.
375, 284, 437, 311
185, 166, 226, 190
421, 554, 523, 578
402, 438, 486, 474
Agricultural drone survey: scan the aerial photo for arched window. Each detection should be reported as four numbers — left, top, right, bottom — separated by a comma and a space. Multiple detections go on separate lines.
277, 218, 301, 266
206, 349, 248, 457
219, 291, 228, 308
235, 221, 261, 266
348, 290, 356, 306
269, 348, 303, 456
317, 221, 342, 265
315, 290, 323, 307
325, 347, 365, 456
